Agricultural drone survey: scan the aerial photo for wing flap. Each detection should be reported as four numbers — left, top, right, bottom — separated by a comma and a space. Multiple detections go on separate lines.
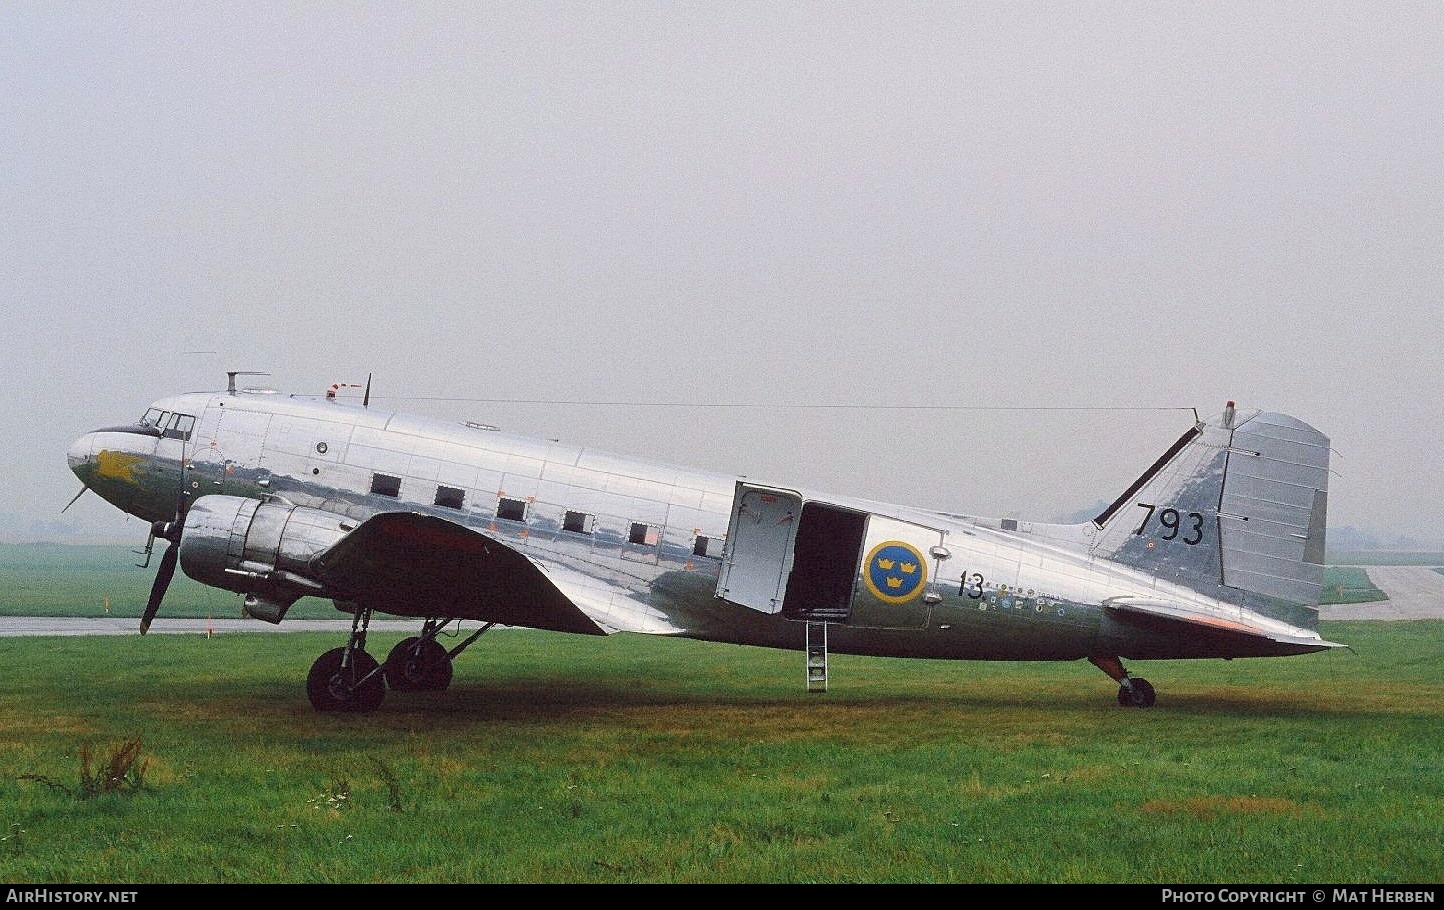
312, 512, 606, 635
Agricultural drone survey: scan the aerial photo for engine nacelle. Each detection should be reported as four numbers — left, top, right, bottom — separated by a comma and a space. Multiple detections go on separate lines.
178, 495, 351, 623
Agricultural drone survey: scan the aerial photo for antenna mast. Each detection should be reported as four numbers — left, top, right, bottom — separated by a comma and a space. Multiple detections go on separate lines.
226, 371, 269, 394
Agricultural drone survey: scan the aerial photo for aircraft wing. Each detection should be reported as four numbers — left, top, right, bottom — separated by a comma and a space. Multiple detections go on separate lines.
311, 512, 608, 635
1103, 597, 1346, 653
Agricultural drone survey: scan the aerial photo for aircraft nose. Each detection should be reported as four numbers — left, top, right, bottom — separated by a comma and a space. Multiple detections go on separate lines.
68, 432, 97, 480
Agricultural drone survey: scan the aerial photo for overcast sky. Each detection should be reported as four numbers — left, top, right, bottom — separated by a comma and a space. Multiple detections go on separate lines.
3, 2, 1442, 546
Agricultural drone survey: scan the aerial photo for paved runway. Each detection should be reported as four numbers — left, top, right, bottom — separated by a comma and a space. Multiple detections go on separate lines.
1, 567, 1439, 636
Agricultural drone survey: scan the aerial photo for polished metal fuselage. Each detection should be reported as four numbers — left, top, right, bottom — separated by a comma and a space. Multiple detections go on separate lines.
68, 389, 1334, 662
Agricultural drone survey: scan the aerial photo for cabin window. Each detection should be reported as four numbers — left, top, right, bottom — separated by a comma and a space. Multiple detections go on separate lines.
435, 486, 465, 509
693, 535, 721, 558
497, 496, 528, 521
371, 474, 402, 497
563, 510, 595, 534
629, 522, 657, 546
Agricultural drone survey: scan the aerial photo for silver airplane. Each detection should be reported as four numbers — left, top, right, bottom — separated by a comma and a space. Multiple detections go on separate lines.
65, 374, 1344, 712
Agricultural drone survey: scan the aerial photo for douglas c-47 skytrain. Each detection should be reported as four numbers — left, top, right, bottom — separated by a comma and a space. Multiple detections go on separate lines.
66, 374, 1344, 712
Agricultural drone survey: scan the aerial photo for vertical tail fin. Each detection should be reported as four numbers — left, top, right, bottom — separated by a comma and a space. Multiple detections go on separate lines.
1090, 403, 1330, 629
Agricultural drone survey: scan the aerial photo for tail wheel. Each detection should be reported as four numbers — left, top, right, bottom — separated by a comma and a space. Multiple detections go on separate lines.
1117, 677, 1157, 708
307, 647, 386, 713
383, 637, 454, 692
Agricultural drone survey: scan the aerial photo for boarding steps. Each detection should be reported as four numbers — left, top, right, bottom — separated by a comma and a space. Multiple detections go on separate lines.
805, 621, 828, 692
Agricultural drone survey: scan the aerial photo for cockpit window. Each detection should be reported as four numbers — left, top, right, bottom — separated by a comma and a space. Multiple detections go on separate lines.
140, 408, 195, 441
166, 413, 195, 440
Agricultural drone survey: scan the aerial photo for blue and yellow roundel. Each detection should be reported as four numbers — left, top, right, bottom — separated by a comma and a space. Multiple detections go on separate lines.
863, 540, 928, 604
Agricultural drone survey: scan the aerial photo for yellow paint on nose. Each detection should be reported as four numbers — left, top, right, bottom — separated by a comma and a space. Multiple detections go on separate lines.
95, 450, 143, 482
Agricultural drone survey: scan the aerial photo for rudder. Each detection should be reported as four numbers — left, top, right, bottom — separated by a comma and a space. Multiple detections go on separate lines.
1089, 403, 1330, 630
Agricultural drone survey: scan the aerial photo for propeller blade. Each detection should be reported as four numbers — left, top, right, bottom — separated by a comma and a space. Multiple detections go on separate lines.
140, 542, 178, 635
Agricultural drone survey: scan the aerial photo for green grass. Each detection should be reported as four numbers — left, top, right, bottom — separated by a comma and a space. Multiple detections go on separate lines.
1, 622, 1441, 884
0, 544, 345, 620
1320, 566, 1389, 604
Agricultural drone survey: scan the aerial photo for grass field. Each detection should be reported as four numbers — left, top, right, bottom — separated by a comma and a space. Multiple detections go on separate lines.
0, 544, 347, 620
1, 543, 1435, 883
1, 622, 1441, 884
1320, 566, 1390, 604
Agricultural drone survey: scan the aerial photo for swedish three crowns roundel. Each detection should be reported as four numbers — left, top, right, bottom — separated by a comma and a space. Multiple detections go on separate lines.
863, 540, 928, 604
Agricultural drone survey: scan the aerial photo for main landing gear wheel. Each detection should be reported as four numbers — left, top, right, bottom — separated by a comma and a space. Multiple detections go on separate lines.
307, 647, 385, 713
1117, 677, 1157, 708
383, 636, 454, 692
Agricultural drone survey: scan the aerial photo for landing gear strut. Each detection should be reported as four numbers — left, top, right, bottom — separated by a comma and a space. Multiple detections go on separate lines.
307, 608, 385, 712
382, 618, 499, 691
384, 618, 455, 691
1089, 655, 1156, 708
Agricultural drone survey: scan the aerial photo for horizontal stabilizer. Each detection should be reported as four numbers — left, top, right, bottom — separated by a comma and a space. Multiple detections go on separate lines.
1104, 597, 1345, 654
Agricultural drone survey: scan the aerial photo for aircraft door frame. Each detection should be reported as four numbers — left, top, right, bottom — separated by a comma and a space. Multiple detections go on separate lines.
188, 401, 270, 501
187, 403, 227, 503
780, 501, 868, 622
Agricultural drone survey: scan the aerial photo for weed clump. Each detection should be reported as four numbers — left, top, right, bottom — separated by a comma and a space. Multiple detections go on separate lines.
20, 736, 149, 799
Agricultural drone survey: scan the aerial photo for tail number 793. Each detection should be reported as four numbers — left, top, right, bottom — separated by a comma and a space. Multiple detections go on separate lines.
1134, 503, 1205, 545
